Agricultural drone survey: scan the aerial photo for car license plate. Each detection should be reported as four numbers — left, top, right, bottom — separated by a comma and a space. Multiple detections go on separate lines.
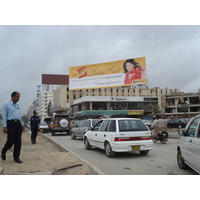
132, 145, 140, 151
40, 129, 43, 132
54, 124, 58, 126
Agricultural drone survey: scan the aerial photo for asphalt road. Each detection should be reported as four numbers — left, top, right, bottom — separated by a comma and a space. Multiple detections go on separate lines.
44, 133, 198, 175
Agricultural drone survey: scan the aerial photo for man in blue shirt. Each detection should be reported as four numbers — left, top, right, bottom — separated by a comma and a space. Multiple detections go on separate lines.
1, 91, 25, 163
30, 111, 40, 144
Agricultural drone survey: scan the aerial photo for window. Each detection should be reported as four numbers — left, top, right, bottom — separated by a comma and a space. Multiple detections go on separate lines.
82, 120, 90, 127
186, 118, 200, 137
77, 121, 83, 127
92, 120, 100, 127
108, 120, 116, 132
93, 121, 103, 131
100, 120, 110, 131
118, 120, 148, 132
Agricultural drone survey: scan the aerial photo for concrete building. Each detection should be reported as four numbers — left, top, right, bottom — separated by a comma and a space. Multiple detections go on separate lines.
38, 91, 53, 118
27, 99, 39, 119
50, 85, 180, 118
162, 91, 200, 118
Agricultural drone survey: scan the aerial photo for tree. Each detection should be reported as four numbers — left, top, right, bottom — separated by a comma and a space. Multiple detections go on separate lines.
180, 103, 188, 118
152, 105, 161, 114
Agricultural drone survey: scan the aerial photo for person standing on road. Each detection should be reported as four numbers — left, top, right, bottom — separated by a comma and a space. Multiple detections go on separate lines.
30, 111, 40, 144
1, 91, 25, 163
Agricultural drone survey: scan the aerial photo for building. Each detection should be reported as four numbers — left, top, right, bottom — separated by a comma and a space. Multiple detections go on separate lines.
162, 91, 200, 118
38, 91, 53, 118
50, 85, 180, 118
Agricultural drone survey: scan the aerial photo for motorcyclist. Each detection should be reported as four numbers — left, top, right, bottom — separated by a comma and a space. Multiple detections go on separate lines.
151, 115, 167, 139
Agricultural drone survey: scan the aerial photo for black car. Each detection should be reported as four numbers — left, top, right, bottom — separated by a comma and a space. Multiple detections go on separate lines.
51, 115, 71, 136
167, 119, 187, 128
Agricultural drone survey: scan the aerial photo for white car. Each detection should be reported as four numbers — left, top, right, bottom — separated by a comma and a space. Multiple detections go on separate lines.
83, 118, 153, 157
39, 121, 50, 133
177, 115, 200, 174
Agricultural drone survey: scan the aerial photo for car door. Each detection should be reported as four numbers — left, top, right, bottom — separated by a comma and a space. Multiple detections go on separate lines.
75, 120, 83, 136
182, 117, 200, 167
190, 118, 200, 173
88, 120, 103, 147
167, 120, 173, 128
97, 120, 110, 149
80, 120, 90, 137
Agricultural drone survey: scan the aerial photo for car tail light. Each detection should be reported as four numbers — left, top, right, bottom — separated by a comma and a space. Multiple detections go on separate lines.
114, 136, 152, 141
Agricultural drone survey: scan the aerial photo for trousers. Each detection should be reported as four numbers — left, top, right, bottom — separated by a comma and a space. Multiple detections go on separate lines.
2, 120, 22, 160
31, 127, 38, 144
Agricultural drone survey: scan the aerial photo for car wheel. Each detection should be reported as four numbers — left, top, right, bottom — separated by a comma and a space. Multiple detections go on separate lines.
71, 132, 76, 140
139, 150, 149, 155
105, 142, 115, 157
84, 138, 91, 150
177, 149, 189, 170
67, 130, 70, 135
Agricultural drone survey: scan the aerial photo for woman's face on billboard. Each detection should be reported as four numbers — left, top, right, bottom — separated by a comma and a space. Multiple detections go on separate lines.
125, 62, 135, 72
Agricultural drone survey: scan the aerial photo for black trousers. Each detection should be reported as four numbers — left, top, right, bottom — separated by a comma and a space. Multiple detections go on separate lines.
31, 127, 38, 143
2, 120, 22, 160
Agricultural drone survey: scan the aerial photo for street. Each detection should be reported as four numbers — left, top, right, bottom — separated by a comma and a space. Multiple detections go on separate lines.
44, 133, 198, 175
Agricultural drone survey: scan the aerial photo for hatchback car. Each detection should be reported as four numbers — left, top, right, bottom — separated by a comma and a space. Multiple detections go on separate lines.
177, 115, 200, 174
71, 119, 99, 139
167, 119, 187, 128
83, 118, 153, 157
51, 115, 71, 136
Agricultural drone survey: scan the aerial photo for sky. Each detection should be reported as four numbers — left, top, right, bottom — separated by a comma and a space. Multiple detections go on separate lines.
1, 0, 200, 195
1, 1, 200, 116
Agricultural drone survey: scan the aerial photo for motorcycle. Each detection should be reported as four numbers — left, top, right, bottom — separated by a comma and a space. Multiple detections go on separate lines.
152, 131, 168, 144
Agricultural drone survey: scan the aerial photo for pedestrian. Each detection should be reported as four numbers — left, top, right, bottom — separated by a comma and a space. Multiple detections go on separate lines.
1, 91, 25, 163
30, 111, 40, 144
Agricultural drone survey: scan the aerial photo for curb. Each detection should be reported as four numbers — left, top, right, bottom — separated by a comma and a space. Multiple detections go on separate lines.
41, 133, 105, 175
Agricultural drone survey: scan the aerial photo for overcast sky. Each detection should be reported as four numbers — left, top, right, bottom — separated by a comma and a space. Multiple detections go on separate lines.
1, 25, 200, 115
1, 0, 200, 115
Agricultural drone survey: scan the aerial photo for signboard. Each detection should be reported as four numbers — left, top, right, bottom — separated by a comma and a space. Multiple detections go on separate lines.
42, 74, 69, 85
110, 97, 128, 101
128, 110, 144, 115
74, 110, 144, 117
69, 57, 147, 90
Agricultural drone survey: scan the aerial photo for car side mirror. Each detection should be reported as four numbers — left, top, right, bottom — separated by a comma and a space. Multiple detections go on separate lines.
88, 127, 92, 130
178, 130, 186, 136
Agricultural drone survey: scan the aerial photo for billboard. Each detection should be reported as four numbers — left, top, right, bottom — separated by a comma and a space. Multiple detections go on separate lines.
42, 74, 69, 85
69, 57, 147, 90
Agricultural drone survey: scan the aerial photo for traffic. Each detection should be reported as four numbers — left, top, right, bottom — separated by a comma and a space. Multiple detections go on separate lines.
34, 114, 200, 175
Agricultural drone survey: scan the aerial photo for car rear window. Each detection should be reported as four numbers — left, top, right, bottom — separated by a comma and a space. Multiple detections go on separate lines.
118, 120, 148, 132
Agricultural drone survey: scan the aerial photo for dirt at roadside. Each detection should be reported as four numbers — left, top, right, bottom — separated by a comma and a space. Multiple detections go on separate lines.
0, 129, 96, 175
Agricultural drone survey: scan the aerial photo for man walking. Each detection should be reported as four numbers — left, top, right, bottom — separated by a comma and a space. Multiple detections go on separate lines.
1, 91, 25, 163
30, 111, 40, 144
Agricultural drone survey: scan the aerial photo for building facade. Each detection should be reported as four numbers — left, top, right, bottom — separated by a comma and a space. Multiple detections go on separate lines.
50, 85, 180, 118
162, 92, 200, 118
38, 91, 53, 118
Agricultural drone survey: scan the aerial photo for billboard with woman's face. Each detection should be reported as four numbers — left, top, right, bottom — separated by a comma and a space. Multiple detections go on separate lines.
69, 57, 147, 90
